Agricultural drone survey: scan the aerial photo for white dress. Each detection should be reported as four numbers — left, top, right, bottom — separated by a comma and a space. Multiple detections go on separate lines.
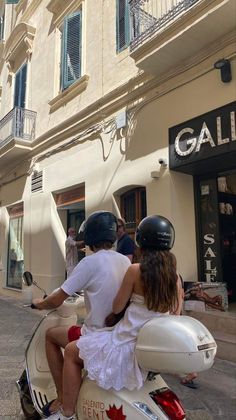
77, 293, 165, 391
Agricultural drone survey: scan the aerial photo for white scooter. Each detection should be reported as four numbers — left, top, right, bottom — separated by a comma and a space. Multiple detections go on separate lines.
17, 272, 217, 420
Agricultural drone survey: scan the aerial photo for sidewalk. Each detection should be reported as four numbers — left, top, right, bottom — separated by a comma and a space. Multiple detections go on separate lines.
0, 294, 235, 419
0, 295, 42, 419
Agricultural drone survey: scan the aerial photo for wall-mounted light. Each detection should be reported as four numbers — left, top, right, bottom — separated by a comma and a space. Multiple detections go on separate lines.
214, 59, 232, 83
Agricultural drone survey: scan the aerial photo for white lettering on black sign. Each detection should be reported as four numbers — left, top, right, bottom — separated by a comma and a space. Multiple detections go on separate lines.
175, 111, 236, 157
203, 233, 217, 282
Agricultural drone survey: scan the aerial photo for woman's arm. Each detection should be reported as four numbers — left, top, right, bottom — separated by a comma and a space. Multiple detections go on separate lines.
112, 265, 137, 314
172, 275, 184, 315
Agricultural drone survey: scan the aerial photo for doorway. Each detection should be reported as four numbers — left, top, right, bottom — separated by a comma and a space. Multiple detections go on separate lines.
217, 171, 236, 303
195, 171, 236, 305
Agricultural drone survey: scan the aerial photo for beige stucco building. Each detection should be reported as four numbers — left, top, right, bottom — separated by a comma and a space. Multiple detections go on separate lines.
0, 0, 235, 311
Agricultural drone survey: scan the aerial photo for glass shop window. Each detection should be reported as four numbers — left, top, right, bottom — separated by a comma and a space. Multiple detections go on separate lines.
7, 203, 24, 289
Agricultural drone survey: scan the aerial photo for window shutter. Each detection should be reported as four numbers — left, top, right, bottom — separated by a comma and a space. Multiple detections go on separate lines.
14, 64, 27, 108
5, 1, 19, 4
117, 0, 130, 52
14, 71, 20, 107
62, 11, 82, 89
0, 15, 4, 40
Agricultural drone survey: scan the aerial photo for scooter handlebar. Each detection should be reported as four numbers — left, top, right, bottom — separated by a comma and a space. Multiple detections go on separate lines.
31, 294, 47, 309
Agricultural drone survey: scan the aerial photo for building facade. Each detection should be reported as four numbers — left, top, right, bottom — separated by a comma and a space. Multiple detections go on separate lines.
0, 0, 235, 304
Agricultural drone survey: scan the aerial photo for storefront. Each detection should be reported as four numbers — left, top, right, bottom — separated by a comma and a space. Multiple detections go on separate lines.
169, 101, 236, 305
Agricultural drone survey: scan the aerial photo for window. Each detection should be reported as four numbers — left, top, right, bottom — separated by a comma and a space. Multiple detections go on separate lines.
116, 0, 130, 52
5, 0, 19, 4
14, 63, 27, 108
7, 203, 24, 289
121, 187, 146, 232
61, 11, 82, 90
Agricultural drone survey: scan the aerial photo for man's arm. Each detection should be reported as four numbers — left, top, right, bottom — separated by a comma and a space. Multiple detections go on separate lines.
32, 289, 69, 310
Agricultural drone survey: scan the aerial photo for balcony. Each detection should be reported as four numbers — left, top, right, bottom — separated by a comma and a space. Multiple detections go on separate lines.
129, 0, 236, 75
0, 107, 36, 166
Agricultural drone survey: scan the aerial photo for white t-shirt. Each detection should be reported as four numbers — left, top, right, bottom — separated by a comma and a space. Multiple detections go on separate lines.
61, 249, 131, 334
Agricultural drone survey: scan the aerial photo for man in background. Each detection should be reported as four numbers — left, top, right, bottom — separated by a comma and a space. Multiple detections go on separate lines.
116, 218, 135, 262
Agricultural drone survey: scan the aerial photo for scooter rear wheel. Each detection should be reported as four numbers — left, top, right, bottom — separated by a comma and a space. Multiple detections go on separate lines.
20, 380, 41, 420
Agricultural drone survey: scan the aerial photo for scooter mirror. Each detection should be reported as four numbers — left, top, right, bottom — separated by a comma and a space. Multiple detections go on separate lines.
23, 271, 33, 286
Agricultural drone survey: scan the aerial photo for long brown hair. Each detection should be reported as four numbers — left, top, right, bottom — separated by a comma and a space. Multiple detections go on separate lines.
140, 249, 178, 313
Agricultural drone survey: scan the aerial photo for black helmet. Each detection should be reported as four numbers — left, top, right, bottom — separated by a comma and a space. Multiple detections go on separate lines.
80, 211, 117, 246
135, 215, 175, 250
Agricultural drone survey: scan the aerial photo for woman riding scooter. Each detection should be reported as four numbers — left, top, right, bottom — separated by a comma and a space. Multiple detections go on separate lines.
45, 215, 179, 420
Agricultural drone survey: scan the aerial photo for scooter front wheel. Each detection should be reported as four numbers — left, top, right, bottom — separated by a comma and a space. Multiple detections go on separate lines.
20, 379, 41, 420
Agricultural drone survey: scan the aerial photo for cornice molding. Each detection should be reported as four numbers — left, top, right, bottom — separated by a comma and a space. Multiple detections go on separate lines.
47, 0, 84, 28
3, 22, 36, 72
48, 74, 89, 113
15, 0, 28, 14
19, 0, 43, 23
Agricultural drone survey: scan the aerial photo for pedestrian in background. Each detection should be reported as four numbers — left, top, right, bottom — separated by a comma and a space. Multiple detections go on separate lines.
65, 227, 83, 277
116, 218, 135, 262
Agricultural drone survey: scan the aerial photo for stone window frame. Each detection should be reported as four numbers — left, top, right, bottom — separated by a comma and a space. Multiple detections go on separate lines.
47, 0, 89, 113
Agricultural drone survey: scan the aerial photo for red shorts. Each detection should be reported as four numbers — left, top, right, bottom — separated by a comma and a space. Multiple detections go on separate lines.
68, 325, 82, 342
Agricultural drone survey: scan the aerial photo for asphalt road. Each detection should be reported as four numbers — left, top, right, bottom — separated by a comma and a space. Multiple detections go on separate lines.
0, 295, 235, 419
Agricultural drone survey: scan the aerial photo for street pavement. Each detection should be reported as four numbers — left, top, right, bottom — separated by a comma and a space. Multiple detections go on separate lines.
0, 294, 235, 420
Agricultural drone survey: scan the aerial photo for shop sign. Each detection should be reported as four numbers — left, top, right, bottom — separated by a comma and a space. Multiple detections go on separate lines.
199, 179, 221, 283
169, 102, 236, 172
203, 233, 217, 282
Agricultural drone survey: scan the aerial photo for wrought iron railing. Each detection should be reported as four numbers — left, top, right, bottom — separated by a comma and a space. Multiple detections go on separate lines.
129, 0, 200, 51
0, 106, 36, 148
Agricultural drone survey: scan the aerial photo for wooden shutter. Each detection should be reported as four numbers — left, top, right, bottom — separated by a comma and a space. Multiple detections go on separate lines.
117, 0, 130, 51
14, 64, 27, 108
0, 15, 4, 40
62, 11, 82, 89
121, 187, 146, 231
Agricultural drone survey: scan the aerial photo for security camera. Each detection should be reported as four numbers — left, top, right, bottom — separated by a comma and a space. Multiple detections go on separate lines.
158, 158, 168, 168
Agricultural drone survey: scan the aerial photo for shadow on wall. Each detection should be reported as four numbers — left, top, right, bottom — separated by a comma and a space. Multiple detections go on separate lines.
24, 223, 67, 296
0, 160, 31, 207
124, 94, 168, 162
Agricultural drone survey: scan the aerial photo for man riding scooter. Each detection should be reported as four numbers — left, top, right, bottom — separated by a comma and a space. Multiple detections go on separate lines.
32, 210, 131, 418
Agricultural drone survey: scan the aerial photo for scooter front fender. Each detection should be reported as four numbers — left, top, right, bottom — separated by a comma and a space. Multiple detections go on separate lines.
25, 310, 78, 416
